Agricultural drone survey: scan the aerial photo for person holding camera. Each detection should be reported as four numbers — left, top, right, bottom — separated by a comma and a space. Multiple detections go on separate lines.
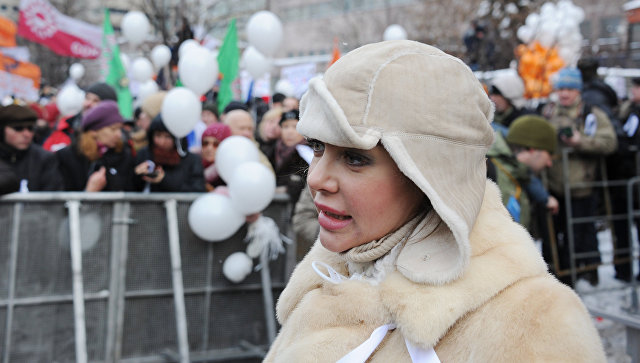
133, 116, 205, 193
542, 67, 618, 286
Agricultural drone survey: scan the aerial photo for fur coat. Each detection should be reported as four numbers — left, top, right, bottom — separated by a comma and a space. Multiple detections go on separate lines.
264, 182, 605, 362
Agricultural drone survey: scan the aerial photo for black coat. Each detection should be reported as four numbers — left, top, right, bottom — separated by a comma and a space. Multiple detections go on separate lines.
0, 143, 63, 191
134, 147, 205, 192
56, 144, 136, 191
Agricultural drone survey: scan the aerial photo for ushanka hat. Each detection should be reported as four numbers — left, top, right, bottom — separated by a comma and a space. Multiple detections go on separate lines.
298, 40, 494, 285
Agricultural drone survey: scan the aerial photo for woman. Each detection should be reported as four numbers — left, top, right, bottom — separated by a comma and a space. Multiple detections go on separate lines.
56, 100, 135, 191
201, 122, 231, 191
265, 41, 605, 362
134, 116, 205, 192
274, 109, 309, 206
256, 106, 283, 166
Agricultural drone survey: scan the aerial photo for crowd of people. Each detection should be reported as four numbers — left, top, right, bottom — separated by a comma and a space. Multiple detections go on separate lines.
1, 48, 639, 288
0, 83, 307, 202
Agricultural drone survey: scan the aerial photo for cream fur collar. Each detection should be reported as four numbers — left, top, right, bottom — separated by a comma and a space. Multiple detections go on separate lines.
276, 181, 548, 349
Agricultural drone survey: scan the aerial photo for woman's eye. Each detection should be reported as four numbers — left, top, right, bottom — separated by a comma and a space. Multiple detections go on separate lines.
344, 151, 370, 167
307, 139, 325, 155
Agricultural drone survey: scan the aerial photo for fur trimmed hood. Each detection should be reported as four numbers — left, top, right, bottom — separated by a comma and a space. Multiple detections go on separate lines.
298, 40, 494, 285
265, 182, 606, 362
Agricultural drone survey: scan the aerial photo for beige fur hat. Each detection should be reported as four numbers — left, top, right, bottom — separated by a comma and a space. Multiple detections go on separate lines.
298, 40, 494, 285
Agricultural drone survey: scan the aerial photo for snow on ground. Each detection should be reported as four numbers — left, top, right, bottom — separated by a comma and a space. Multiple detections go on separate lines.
573, 229, 639, 363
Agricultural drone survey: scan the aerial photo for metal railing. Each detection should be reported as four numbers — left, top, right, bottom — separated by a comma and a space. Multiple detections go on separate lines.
0, 192, 295, 363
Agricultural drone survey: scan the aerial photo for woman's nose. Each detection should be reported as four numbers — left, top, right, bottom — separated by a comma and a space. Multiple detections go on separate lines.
307, 155, 338, 194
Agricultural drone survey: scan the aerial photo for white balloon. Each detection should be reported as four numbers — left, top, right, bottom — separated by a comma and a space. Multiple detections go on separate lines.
160, 87, 201, 138
56, 85, 85, 117
69, 63, 84, 81
246, 11, 283, 57
120, 53, 131, 71
274, 79, 294, 97
517, 25, 535, 44
229, 162, 276, 215
151, 44, 172, 69
525, 13, 540, 29
243, 46, 272, 80
540, 2, 557, 20
383, 24, 407, 41
215, 136, 260, 183
178, 45, 219, 95
131, 57, 154, 82
222, 252, 253, 283
121, 11, 150, 46
178, 39, 200, 59
188, 193, 245, 242
137, 80, 159, 104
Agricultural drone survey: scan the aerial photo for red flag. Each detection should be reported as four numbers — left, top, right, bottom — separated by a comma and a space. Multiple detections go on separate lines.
328, 37, 341, 68
18, 0, 101, 59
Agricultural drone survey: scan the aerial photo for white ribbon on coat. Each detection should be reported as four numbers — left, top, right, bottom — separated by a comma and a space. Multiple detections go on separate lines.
312, 261, 441, 363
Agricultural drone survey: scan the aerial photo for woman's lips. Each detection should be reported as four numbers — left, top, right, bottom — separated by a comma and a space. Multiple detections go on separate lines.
315, 203, 352, 231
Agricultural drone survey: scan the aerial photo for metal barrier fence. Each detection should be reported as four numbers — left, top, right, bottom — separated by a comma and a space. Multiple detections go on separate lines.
552, 148, 640, 361
0, 192, 295, 363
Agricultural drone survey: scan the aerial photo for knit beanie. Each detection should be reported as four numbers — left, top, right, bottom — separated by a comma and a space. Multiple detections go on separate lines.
202, 123, 232, 143
507, 115, 557, 154
82, 100, 124, 131
298, 40, 494, 285
86, 82, 118, 102
553, 68, 583, 90
141, 91, 167, 119
0, 104, 38, 127
490, 70, 525, 109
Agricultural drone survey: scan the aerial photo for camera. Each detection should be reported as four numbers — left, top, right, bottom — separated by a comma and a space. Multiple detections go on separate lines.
559, 127, 573, 138
144, 160, 157, 178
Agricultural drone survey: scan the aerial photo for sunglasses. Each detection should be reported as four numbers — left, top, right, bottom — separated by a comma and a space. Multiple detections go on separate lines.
8, 124, 35, 132
202, 139, 221, 148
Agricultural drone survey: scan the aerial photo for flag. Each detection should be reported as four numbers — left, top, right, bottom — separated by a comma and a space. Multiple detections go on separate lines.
328, 37, 341, 68
18, 0, 101, 59
216, 19, 239, 115
101, 9, 132, 118
0, 16, 17, 47
0, 52, 40, 88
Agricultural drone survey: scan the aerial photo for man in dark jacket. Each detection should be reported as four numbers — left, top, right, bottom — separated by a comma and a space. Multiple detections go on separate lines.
608, 76, 640, 282
0, 104, 63, 192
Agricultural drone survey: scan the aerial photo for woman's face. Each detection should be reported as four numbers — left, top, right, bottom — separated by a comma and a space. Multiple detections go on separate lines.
260, 115, 281, 141
307, 141, 425, 253
153, 131, 174, 151
94, 123, 123, 148
201, 136, 220, 163
281, 119, 303, 147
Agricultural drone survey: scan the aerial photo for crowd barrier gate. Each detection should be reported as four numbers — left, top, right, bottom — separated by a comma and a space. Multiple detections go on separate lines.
0, 192, 296, 363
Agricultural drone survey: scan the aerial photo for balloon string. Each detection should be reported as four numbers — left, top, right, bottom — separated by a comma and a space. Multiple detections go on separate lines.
175, 138, 187, 157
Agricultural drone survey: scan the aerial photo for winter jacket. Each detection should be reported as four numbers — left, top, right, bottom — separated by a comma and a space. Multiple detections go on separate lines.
291, 187, 319, 262
134, 147, 205, 192
543, 97, 618, 197
0, 142, 63, 191
608, 100, 640, 180
486, 132, 532, 228
265, 182, 605, 362
56, 143, 136, 191
43, 113, 82, 152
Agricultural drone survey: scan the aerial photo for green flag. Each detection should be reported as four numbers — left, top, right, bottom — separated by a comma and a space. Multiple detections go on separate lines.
101, 8, 133, 118
216, 19, 239, 115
